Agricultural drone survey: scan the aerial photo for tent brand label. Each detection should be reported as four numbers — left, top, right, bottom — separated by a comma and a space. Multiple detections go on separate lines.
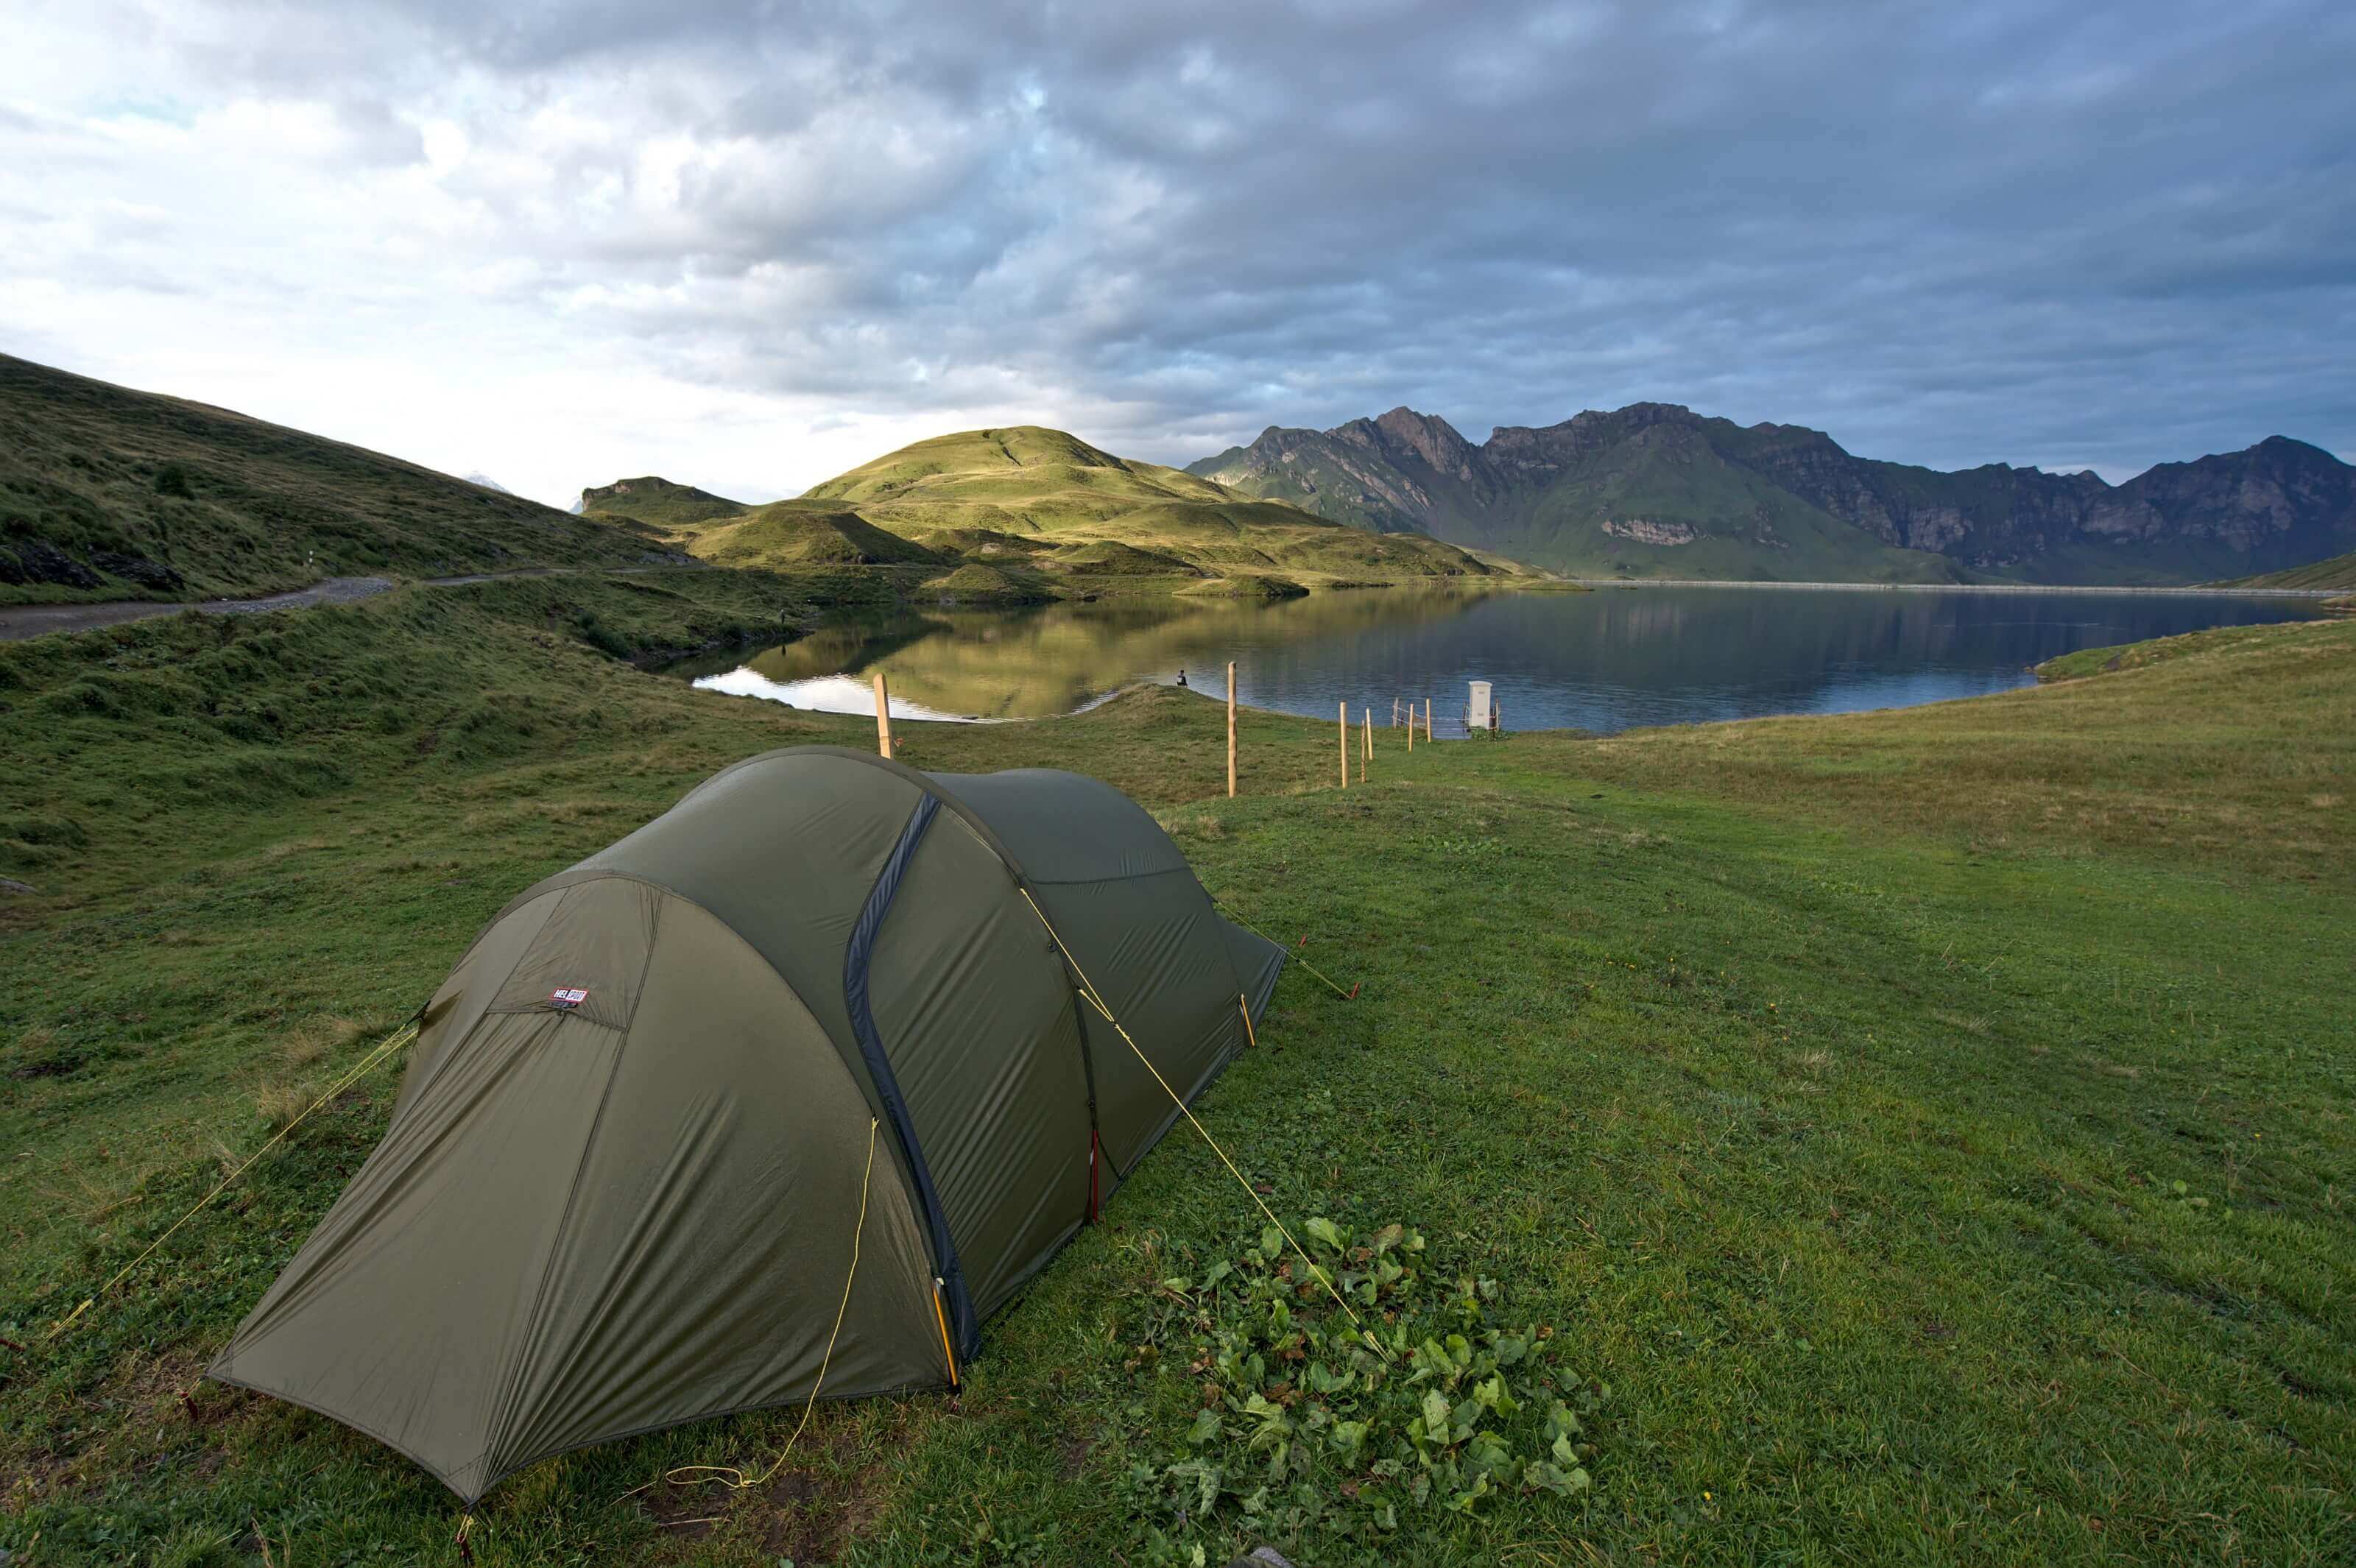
550, 988, 589, 1009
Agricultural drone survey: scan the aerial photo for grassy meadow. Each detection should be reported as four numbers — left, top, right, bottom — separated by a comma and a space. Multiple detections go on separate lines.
1, 592, 2351, 1566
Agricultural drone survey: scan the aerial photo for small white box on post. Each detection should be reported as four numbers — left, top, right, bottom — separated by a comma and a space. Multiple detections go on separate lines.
1467, 680, 1493, 733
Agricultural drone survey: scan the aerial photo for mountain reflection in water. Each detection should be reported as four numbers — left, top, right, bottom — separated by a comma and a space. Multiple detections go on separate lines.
658, 587, 2324, 733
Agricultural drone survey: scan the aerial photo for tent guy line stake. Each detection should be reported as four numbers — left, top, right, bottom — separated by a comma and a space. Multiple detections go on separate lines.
45, 1017, 422, 1341
1020, 889, 1389, 1360
667, 1116, 880, 1491
1210, 900, 1359, 1000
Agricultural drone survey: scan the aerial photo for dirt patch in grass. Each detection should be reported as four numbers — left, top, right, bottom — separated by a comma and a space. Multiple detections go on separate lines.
744, 1463, 887, 1564
638, 1475, 729, 1544
639, 1451, 888, 1565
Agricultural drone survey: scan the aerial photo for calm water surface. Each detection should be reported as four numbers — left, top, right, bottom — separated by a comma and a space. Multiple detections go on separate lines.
663, 587, 2327, 735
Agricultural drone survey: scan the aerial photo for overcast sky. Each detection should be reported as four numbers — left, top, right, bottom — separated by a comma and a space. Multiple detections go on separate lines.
3, 1, 2349, 506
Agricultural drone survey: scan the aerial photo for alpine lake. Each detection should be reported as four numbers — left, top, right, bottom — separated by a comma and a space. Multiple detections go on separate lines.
659, 584, 2334, 735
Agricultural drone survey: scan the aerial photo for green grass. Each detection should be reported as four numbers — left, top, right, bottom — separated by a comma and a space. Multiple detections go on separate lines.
2, 601, 2352, 1565
2218, 549, 2356, 591
0, 355, 669, 604
688, 501, 953, 570
917, 563, 1057, 605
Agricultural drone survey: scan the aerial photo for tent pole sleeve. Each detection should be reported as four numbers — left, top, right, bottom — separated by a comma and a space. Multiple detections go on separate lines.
844, 794, 978, 1361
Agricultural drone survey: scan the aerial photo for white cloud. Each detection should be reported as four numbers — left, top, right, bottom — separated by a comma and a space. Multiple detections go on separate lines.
0, 0, 2349, 507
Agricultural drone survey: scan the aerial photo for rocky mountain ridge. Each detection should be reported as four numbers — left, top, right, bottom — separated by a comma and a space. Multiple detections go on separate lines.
1190, 403, 2356, 584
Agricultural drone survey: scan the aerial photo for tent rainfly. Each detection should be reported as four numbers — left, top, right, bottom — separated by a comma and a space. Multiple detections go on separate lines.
211, 746, 1285, 1503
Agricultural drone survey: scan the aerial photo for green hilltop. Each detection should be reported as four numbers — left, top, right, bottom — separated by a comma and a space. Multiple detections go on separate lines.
0, 353, 677, 604
801, 425, 1523, 589
582, 425, 1537, 597
576, 476, 749, 530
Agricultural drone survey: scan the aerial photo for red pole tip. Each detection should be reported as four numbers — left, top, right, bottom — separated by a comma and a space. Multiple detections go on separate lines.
1297, 934, 1308, 949
1348, 981, 1361, 1000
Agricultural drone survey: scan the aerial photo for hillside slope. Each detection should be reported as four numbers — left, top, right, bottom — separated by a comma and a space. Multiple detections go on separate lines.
2216, 548, 2356, 590
0, 353, 678, 604
803, 425, 1515, 587
574, 428, 1532, 593
691, 499, 952, 568
1193, 404, 2356, 585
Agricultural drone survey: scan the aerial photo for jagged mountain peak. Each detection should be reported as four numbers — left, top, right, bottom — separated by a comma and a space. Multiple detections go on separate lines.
1187, 401, 2356, 585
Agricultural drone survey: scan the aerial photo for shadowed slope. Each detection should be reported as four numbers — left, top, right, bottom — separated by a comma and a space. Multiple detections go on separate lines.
0, 353, 677, 605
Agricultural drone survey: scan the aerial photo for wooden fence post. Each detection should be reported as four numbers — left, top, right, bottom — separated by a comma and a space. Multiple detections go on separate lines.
1406, 699, 1414, 753
1226, 661, 1237, 798
1363, 707, 1372, 769
1423, 698, 1433, 744
872, 672, 894, 760
1338, 700, 1349, 788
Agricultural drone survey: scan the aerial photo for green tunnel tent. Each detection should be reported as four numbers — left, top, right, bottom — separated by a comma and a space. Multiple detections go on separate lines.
209, 746, 1285, 1504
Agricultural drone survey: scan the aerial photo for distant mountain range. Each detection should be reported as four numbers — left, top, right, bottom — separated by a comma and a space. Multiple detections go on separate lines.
1188, 405, 2356, 585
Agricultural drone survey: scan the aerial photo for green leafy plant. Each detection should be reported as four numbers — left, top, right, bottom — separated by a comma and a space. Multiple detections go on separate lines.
1121, 1218, 1601, 1552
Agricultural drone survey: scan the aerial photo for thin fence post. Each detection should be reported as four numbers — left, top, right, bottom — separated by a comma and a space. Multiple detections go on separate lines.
1338, 700, 1348, 789
1423, 698, 1433, 744
873, 672, 894, 760
1363, 707, 1372, 769
1407, 699, 1414, 753
1226, 661, 1237, 799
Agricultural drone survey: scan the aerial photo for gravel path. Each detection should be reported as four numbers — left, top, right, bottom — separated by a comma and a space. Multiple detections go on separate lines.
0, 576, 398, 642
0, 565, 688, 643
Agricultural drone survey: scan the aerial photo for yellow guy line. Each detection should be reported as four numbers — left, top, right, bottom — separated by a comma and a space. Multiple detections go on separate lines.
1020, 889, 1388, 1360
46, 1018, 422, 1341
667, 1116, 878, 1491
1213, 899, 1357, 1000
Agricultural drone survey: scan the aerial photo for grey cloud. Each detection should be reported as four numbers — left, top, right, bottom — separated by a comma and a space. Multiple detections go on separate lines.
15, 0, 2355, 479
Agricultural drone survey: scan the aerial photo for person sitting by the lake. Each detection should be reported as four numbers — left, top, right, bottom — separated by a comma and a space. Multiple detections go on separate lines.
1176, 668, 1188, 687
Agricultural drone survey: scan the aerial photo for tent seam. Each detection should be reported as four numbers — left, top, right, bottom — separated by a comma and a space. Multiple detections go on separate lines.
479, 895, 665, 1472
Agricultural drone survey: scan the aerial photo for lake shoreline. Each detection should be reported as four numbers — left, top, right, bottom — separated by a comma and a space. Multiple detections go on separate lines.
670, 582, 2330, 735
1567, 577, 2342, 597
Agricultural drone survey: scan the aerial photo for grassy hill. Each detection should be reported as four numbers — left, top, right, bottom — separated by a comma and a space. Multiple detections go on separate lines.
2216, 548, 2356, 590
686, 499, 953, 569
0, 354, 678, 605
3, 586, 2350, 1564
574, 428, 1537, 599
803, 426, 1520, 590
577, 476, 749, 530
0, 345, 1529, 611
